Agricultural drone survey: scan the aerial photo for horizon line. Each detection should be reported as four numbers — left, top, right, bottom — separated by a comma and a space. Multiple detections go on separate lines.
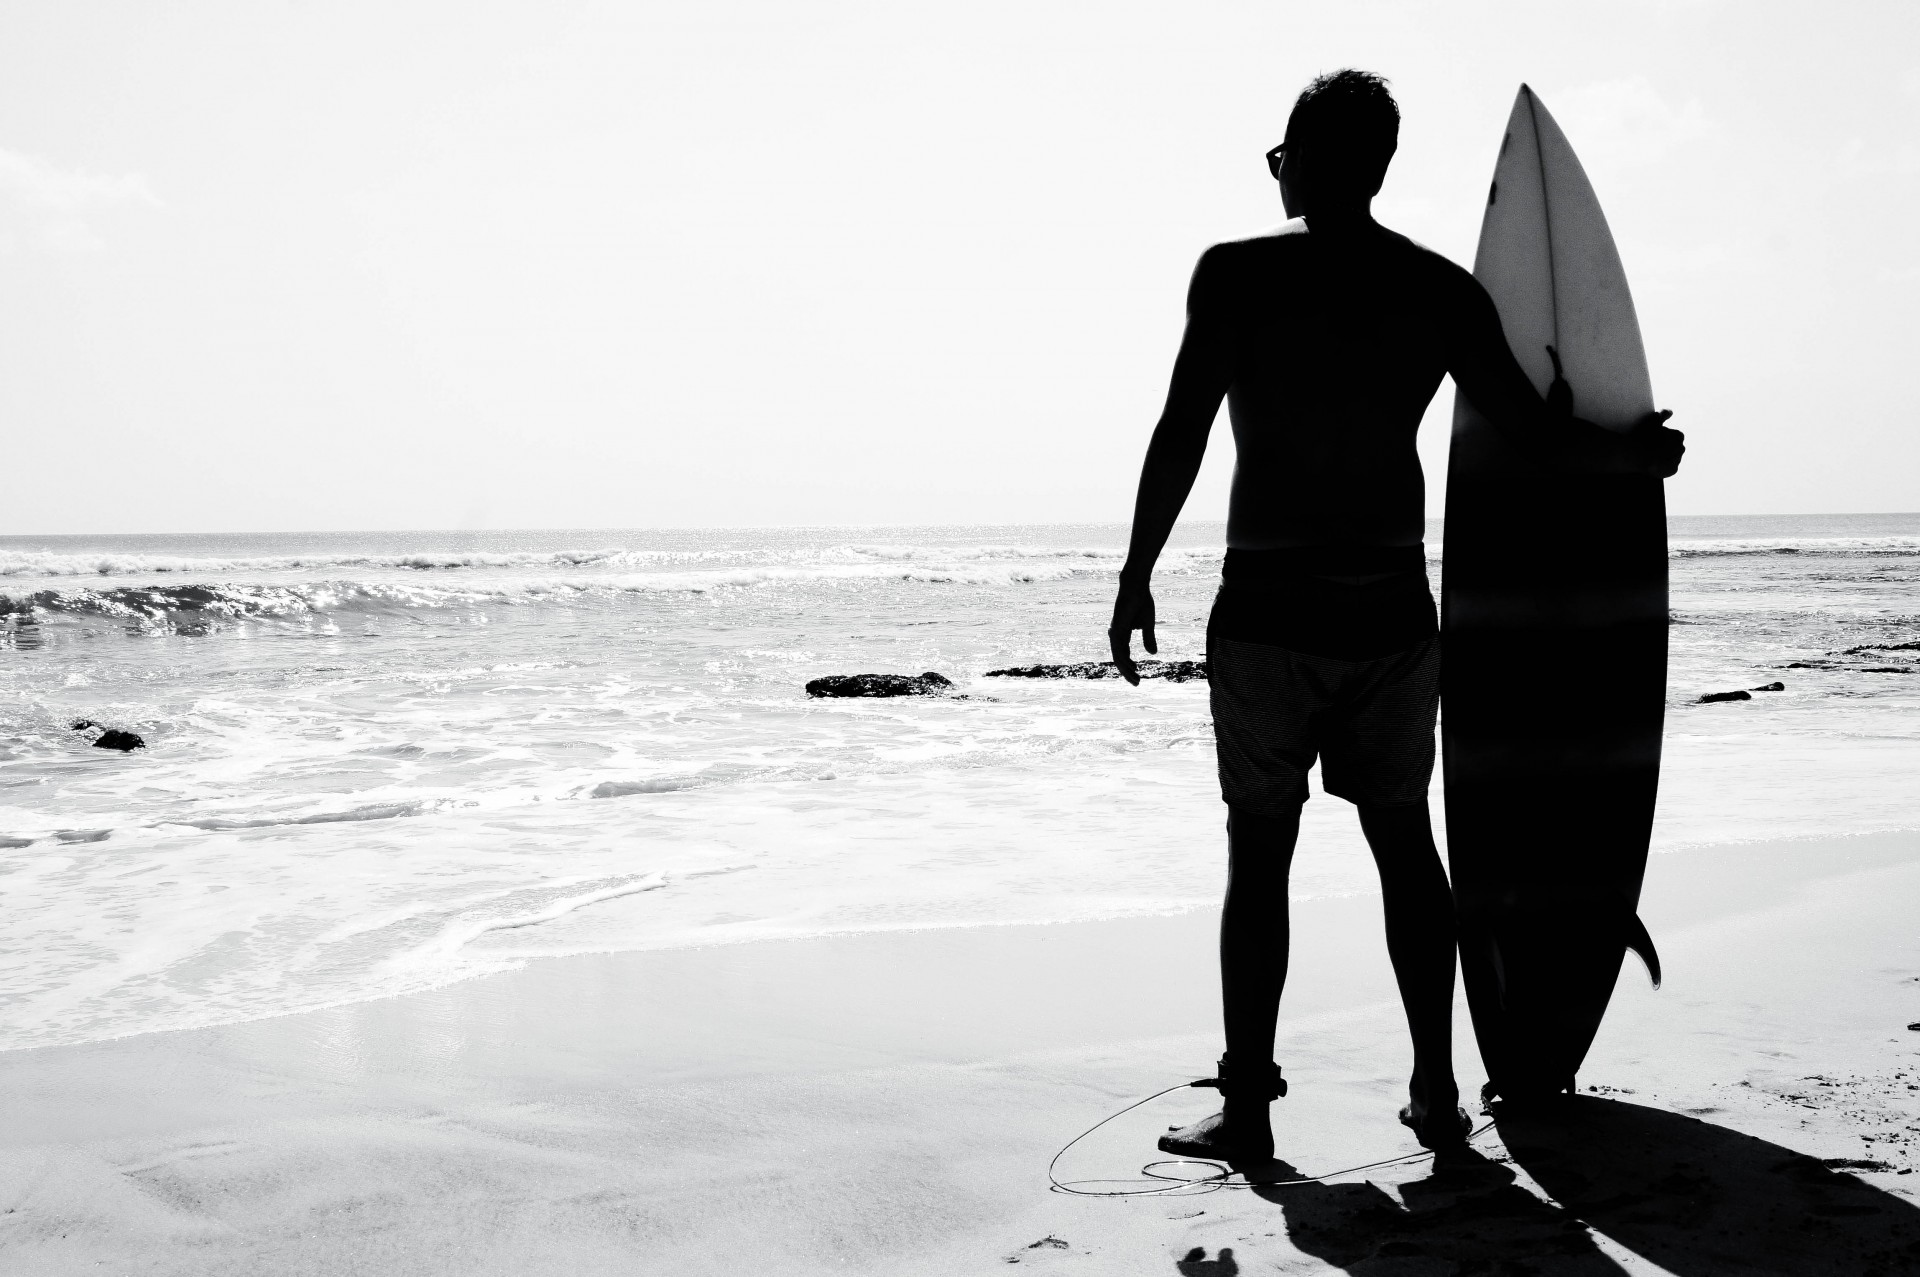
3, 512, 1918, 542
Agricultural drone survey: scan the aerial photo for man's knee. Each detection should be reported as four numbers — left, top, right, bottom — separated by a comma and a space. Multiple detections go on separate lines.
1227, 803, 1303, 839
1226, 805, 1301, 881
1357, 798, 1434, 840
1356, 797, 1428, 818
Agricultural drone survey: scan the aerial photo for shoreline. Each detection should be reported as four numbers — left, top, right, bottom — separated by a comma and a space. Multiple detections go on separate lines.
3, 830, 1919, 1272
9, 824, 1918, 1060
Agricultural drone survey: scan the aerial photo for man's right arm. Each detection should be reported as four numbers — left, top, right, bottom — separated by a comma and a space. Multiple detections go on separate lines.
1108, 245, 1238, 684
1444, 269, 1683, 477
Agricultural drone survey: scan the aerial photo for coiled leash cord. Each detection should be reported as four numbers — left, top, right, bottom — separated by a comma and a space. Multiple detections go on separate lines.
1047, 1076, 1496, 1198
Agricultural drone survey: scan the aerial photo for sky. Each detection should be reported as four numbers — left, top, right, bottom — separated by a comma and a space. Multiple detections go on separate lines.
2, 0, 1916, 534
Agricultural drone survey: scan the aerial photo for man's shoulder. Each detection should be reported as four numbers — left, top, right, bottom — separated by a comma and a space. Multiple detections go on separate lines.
1201, 220, 1310, 261
1187, 224, 1307, 301
1199, 223, 1471, 277
1186, 222, 1486, 318
1375, 227, 1475, 285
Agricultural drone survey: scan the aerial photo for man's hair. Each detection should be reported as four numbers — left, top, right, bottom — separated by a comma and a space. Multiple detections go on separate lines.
1285, 69, 1400, 197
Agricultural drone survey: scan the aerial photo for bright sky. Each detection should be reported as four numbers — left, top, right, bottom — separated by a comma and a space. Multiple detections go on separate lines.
2, 0, 1915, 534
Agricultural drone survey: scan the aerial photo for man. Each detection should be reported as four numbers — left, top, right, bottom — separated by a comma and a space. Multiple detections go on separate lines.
1107, 70, 1683, 1164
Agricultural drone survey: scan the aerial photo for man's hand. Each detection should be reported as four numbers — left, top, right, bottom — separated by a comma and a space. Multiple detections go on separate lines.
1632, 410, 1684, 478
1108, 577, 1157, 686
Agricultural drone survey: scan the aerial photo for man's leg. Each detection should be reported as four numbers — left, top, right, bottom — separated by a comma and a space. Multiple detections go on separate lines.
1160, 802, 1300, 1163
1356, 797, 1463, 1140
1220, 803, 1301, 1089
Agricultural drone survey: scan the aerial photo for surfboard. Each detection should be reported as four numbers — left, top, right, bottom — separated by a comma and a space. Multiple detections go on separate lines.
1441, 85, 1668, 1103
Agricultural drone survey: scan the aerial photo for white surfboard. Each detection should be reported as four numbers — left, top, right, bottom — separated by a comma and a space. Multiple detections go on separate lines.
1443, 84, 1670, 1101
1468, 84, 1654, 433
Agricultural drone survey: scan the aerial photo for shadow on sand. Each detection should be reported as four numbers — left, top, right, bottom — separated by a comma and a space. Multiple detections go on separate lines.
1497, 1097, 1920, 1275
1245, 1145, 1625, 1274
1188, 1097, 1920, 1274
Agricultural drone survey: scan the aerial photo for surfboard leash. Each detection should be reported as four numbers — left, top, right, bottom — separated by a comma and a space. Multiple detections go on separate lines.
1046, 1078, 1497, 1198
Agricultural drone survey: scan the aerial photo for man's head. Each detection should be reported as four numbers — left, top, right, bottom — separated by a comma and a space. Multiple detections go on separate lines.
1277, 69, 1399, 206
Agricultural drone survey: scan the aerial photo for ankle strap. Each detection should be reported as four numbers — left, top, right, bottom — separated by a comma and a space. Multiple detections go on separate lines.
1190, 1055, 1287, 1101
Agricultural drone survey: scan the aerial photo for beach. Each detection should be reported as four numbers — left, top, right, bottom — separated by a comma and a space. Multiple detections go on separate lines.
3, 829, 1918, 1274
8, 0, 1920, 1265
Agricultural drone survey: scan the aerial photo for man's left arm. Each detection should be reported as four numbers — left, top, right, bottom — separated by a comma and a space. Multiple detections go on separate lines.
1446, 269, 1684, 477
1109, 246, 1238, 685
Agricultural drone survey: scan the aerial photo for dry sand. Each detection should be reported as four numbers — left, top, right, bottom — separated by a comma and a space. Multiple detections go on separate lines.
2, 831, 1919, 1275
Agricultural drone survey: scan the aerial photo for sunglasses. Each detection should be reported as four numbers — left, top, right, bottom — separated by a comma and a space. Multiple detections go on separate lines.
1265, 144, 1287, 179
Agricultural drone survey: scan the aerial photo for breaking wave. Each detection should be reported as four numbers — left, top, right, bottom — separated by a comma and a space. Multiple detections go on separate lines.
0, 547, 744, 578
0, 561, 1149, 623
0, 542, 1222, 580
1668, 537, 1920, 558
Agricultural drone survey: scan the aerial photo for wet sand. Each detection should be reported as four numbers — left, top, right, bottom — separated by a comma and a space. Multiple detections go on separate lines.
2, 831, 1918, 1274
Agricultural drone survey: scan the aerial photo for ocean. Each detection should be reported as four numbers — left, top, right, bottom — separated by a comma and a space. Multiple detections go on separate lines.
3, 515, 1917, 1052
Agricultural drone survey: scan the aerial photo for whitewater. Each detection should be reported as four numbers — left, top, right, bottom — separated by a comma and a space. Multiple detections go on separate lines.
2, 515, 1917, 1051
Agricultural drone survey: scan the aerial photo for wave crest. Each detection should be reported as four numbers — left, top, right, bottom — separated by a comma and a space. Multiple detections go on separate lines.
0, 558, 1132, 623
0, 547, 745, 578
1669, 537, 1920, 558
0, 541, 1228, 581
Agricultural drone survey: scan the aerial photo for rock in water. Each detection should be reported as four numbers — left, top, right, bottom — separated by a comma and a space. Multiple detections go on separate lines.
985, 660, 1208, 683
93, 729, 146, 751
986, 661, 1119, 680
1696, 690, 1752, 704
805, 671, 954, 698
70, 719, 146, 750
1747, 682, 1786, 692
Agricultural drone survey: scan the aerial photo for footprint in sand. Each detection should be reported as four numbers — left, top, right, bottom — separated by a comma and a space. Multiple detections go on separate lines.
1174, 1247, 1237, 1276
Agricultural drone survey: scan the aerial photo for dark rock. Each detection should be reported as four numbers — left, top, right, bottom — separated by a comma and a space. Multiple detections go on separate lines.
1696, 690, 1752, 704
70, 718, 146, 749
985, 659, 1208, 683
1133, 659, 1208, 683
806, 671, 953, 698
1857, 667, 1913, 674
986, 661, 1122, 680
1843, 641, 1920, 654
1747, 682, 1786, 692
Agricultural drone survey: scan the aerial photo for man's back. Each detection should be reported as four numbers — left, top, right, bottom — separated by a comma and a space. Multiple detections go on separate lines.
1191, 221, 1490, 551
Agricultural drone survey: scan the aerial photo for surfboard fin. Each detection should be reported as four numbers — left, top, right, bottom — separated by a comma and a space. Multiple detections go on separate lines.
1544, 345, 1574, 419
1624, 914, 1661, 989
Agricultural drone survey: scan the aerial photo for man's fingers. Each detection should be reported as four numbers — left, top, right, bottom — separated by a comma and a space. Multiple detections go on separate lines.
1108, 627, 1140, 685
1659, 426, 1684, 477
1143, 622, 1158, 656
1630, 410, 1683, 476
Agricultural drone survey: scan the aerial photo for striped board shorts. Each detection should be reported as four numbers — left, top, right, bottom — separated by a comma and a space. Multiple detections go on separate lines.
1208, 634, 1441, 814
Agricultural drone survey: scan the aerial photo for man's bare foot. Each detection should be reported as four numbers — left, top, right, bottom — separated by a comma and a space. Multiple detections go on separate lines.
1398, 1100, 1473, 1150
1157, 1104, 1274, 1164
1399, 1068, 1469, 1149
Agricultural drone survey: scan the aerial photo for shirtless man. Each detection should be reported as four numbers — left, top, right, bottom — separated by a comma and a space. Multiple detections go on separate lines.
1107, 70, 1683, 1163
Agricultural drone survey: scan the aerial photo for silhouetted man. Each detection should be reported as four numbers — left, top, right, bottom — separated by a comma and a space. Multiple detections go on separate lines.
1108, 70, 1682, 1163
